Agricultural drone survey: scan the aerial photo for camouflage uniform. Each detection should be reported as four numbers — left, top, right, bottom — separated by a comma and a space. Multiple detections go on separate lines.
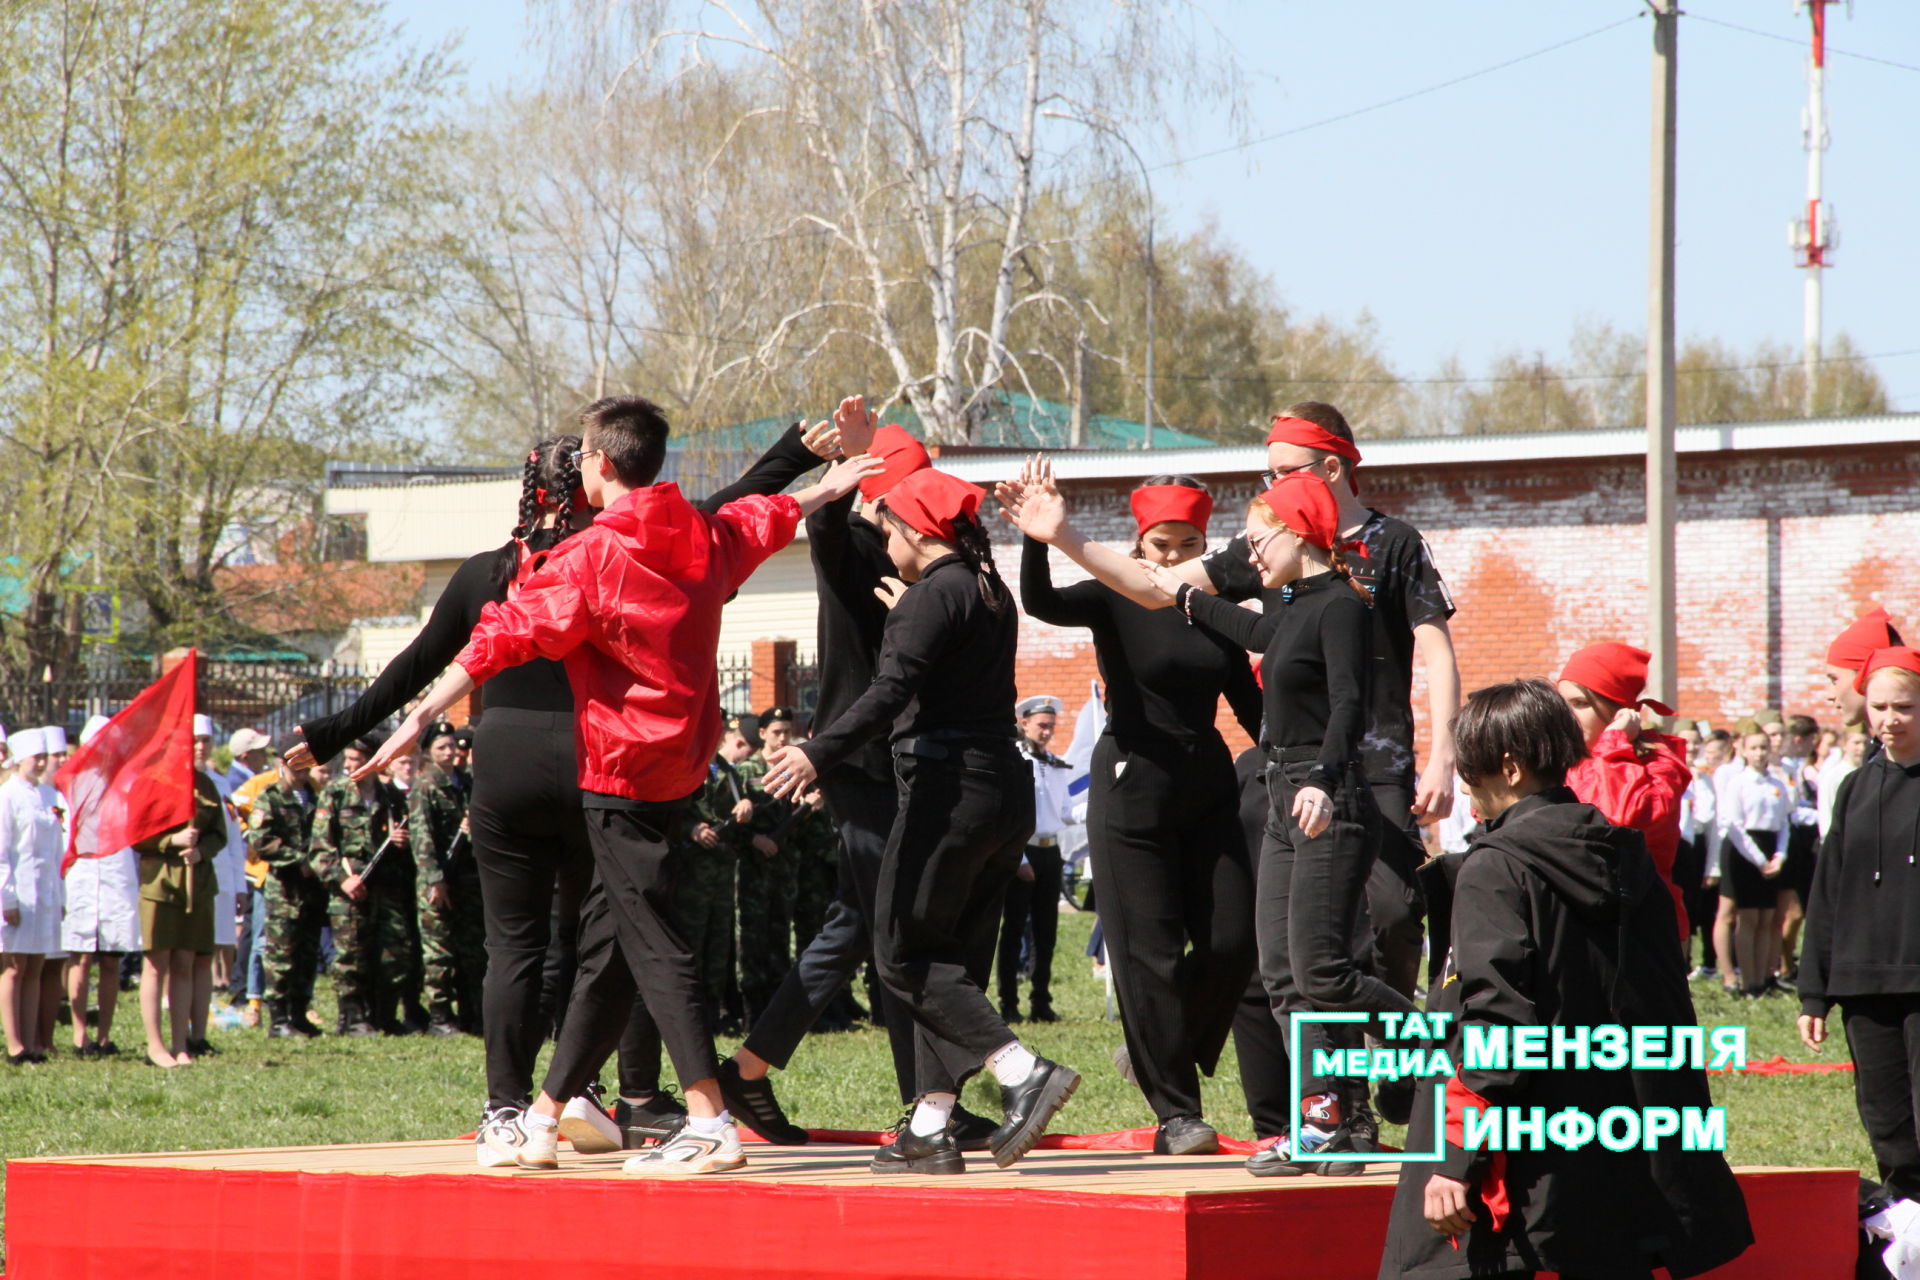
732, 754, 795, 1024
246, 777, 324, 1028
410, 761, 484, 1030
671, 756, 747, 1018
310, 776, 416, 1032
785, 791, 842, 958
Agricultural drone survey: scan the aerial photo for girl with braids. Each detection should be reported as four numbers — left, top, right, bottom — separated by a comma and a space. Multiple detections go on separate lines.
293, 415, 839, 1164
1000, 466, 1261, 1156
1132, 470, 1418, 1175
763, 467, 1082, 1176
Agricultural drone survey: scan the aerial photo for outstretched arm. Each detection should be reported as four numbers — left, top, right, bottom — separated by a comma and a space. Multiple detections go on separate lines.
996, 455, 1166, 610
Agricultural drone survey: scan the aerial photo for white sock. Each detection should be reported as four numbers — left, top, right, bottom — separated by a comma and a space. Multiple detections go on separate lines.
688, 1110, 731, 1136
525, 1111, 558, 1132
986, 1041, 1039, 1086
909, 1092, 957, 1136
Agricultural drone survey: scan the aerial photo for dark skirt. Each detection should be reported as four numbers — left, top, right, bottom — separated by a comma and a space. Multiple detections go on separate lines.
1718, 829, 1778, 909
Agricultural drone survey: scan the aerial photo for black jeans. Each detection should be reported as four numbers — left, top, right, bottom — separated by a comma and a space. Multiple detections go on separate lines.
1089, 733, 1256, 1121
875, 743, 1034, 1096
543, 873, 664, 1099
1842, 994, 1920, 1200
470, 709, 595, 1111
543, 800, 712, 1100
1365, 779, 1430, 1001
997, 844, 1063, 1014
1258, 752, 1418, 1098
741, 770, 917, 1103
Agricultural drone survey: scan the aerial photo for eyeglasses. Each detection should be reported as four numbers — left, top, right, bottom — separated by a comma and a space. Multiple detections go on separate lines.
569, 447, 603, 469
1248, 526, 1285, 561
1261, 459, 1323, 485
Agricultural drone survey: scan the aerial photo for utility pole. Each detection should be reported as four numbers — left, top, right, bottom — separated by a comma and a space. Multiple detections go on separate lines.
1792, 0, 1841, 416
1646, 0, 1679, 711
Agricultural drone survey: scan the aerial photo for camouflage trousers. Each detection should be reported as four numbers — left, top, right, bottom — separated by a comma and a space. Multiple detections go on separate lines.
669, 844, 737, 1005
736, 846, 795, 1020
419, 867, 486, 1026
261, 869, 328, 1014
330, 877, 419, 1029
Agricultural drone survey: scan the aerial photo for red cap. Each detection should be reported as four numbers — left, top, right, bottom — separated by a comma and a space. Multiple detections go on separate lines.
1856, 646, 1920, 695
860, 425, 931, 502
1253, 472, 1342, 551
1130, 485, 1213, 537
1266, 415, 1362, 463
1827, 606, 1901, 672
883, 469, 985, 542
1558, 642, 1675, 717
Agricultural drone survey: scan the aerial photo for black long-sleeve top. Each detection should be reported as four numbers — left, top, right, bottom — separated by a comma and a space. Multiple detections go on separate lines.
301, 425, 822, 763
1020, 538, 1260, 749
1799, 752, 1920, 1015
1178, 571, 1370, 793
806, 490, 893, 784
801, 555, 1018, 775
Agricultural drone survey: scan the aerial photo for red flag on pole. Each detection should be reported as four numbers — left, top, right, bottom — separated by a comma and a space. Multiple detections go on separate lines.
54, 649, 198, 875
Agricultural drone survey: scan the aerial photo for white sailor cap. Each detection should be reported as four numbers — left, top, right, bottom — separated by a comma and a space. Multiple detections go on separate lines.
7, 728, 48, 759
1015, 695, 1064, 719
80, 715, 112, 747
193, 714, 216, 739
39, 725, 68, 753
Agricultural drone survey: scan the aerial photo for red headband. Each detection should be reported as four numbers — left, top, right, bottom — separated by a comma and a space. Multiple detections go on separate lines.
1559, 641, 1674, 717
860, 425, 932, 502
1856, 646, 1920, 695
884, 469, 984, 542
536, 485, 591, 510
1130, 485, 1212, 538
1266, 415, 1362, 464
1828, 606, 1901, 672
1254, 472, 1342, 552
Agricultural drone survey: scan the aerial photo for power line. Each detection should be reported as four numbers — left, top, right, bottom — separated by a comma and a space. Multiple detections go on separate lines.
1686, 11, 1920, 75
1139, 345, 1920, 388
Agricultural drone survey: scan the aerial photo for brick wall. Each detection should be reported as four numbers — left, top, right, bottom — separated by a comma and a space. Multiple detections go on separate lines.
1006, 441, 1920, 763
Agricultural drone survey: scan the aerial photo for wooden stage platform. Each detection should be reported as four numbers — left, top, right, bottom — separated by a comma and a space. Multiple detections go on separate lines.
5, 1140, 1859, 1280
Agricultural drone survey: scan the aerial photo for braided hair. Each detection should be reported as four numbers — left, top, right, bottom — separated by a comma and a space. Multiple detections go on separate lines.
491, 434, 584, 593
877, 507, 1010, 614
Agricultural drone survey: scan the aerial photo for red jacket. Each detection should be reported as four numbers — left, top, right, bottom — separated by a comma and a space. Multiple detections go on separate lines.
455, 484, 800, 803
1567, 728, 1692, 938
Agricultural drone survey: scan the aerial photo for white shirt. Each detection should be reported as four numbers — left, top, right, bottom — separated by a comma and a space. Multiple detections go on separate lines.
0, 774, 66, 954
1719, 767, 1792, 869
1020, 740, 1070, 842
1818, 751, 1860, 839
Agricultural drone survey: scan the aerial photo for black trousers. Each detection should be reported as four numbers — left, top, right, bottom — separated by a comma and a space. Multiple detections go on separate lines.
1670, 834, 1718, 970
1230, 748, 1293, 1138
543, 801, 712, 1100
1364, 778, 1429, 1001
997, 844, 1063, 1013
741, 770, 917, 1102
544, 876, 664, 1099
470, 709, 595, 1111
1842, 994, 1920, 1201
1089, 733, 1257, 1120
1258, 754, 1418, 1098
875, 745, 1034, 1096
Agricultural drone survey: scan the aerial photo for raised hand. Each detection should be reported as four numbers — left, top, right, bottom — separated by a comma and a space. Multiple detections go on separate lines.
800, 418, 843, 459
833, 394, 880, 456
997, 453, 1069, 543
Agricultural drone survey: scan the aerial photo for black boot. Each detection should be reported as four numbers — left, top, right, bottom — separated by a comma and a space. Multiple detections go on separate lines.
336, 998, 377, 1037
266, 1001, 297, 1039
870, 1124, 965, 1175
988, 1057, 1081, 1169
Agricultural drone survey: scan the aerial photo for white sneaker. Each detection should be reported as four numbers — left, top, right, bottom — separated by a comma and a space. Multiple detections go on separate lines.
477, 1107, 527, 1169
516, 1117, 560, 1170
559, 1092, 623, 1154
622, 1122, 746, 1175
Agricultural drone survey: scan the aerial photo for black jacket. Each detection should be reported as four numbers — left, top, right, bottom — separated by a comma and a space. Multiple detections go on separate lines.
1380, 789, 1752, 1280
1800, 753, 1920, 1016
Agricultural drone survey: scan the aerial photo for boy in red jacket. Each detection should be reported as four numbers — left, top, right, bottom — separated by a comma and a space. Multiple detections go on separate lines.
365, 396, 877, 1174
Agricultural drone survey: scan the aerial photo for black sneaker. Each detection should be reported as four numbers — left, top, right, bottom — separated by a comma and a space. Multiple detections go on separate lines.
1027, 1002, 1060, 1023
1153, 1115, 1219, 1155
616, 1089, 690, 1148
950, 1104, 997, 1152
1346, 1087, 1383, 1153
871, 1110, 965, 1175
268, 1021, 297, 1039
988, 1057, 1080, 1169
716, 1058, 809, 1145
1245, 1133, 1302, 1178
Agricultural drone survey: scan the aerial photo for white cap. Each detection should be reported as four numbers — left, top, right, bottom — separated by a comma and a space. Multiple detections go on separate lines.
80, 715, 111, 747
7, 728, 47, 759
228, 727, 271, 755
193, 714, 216, 739
39, 726, 68, 753
1015, 695, 1064, 718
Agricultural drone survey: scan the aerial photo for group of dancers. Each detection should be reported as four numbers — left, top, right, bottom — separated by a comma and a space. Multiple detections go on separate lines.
256, 385, 1920, 1277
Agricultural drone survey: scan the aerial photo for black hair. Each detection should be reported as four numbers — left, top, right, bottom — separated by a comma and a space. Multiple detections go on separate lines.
580, 395, 670, 487
1706, 728, 1732, 744
1452, 678, 1589, 789
1280, 401, 1354, 447
879, 506, 1010, 614
1139, 472, 1208, 492
491, 434, 584, 593
1786, 713, 1819, 738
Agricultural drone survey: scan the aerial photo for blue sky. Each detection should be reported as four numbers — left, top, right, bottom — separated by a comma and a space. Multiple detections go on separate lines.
388, 1, 1920, 411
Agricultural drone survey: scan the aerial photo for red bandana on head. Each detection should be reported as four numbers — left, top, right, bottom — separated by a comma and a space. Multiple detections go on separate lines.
860, 425, 932, 502
1129, 485, 1213, 538
1267, 415, 1362, 494
1559, 642, 1675, 717
1828, 607, 1902, 672
884, 469, 985, 542
1856, 646, 1920, 695
1254, 472, 1343, 552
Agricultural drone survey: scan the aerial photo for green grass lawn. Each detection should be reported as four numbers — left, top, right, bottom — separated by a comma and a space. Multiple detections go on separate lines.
0, 910, 1870, 1266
